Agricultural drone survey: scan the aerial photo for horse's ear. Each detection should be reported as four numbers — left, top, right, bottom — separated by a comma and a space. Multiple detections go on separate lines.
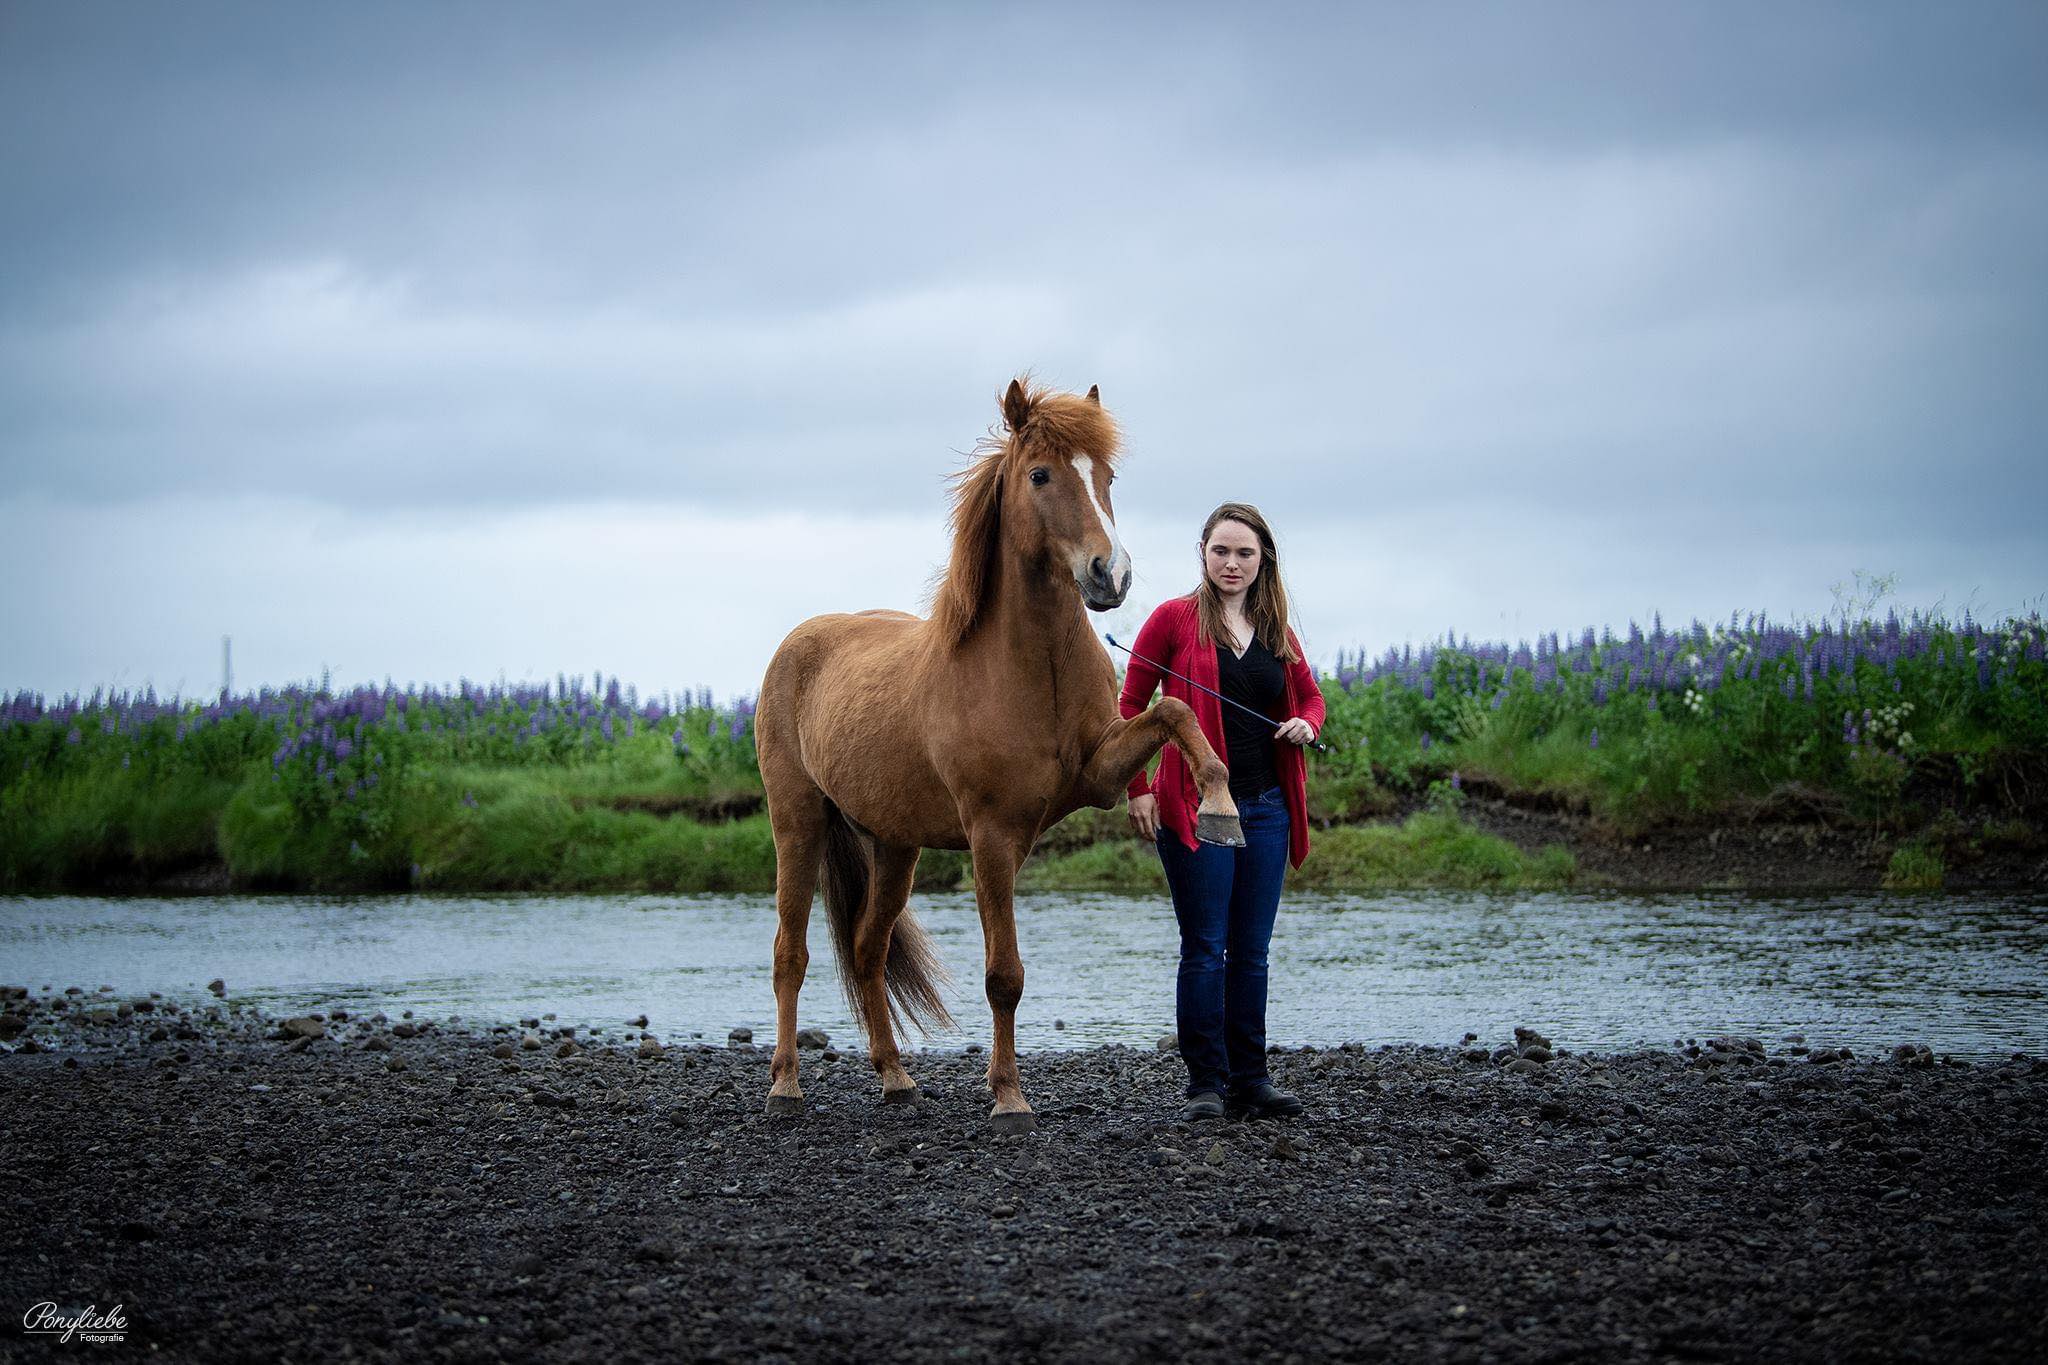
1085, 384, 1100, 406
1002, 378, 1031, 432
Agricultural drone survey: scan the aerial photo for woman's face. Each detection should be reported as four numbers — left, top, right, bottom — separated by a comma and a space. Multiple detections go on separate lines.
1201, 519, 1262, 600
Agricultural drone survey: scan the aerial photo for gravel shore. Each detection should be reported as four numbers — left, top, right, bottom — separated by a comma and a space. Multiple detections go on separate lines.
3, 987, 2043, 1363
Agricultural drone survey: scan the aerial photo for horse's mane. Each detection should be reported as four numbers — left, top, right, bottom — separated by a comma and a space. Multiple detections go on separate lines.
927, 380, 1122, 648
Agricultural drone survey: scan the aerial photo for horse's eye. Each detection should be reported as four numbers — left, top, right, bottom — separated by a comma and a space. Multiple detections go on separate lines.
1029, 468, 1050, 486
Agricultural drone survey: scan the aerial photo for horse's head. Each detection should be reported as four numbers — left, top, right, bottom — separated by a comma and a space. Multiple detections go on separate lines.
931, 378, 1134, 646
995, 378, 1131, 611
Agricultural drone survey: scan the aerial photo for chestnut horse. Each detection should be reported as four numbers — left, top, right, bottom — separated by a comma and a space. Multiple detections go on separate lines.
755, 378, 1244, 1132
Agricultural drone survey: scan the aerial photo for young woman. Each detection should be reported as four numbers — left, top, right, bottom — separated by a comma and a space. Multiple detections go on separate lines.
1119, 502, 1325, 1121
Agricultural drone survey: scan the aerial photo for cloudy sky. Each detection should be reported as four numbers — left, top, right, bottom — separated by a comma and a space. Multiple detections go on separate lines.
4, 3, 2044, 703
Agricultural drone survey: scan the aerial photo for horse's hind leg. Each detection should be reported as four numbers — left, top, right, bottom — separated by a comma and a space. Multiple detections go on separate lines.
765, 781, 826, 1116
854, 842, 922, 1103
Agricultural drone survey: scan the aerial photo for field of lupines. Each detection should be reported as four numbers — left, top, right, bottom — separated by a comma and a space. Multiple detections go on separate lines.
1315, 608, 2048, 831
2, 608, 2043, 893
0, 675, 770, 893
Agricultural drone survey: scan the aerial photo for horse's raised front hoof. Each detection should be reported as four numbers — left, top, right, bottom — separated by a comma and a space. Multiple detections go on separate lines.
1195, 811, 1246, 847
764, 1093, 804, 1118
988, 1107, 1038, 1136
881, 1085, 921, 1106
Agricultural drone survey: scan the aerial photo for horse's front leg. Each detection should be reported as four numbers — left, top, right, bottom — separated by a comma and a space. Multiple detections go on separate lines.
1078, 698, 1242, 846
967, 827, 1037, 1134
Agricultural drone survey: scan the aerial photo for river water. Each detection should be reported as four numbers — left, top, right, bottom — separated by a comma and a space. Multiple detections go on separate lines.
3, 891, 2044, 1057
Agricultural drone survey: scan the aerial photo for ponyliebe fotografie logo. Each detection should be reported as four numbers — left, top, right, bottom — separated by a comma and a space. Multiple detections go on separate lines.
22, 1302, 127, 1344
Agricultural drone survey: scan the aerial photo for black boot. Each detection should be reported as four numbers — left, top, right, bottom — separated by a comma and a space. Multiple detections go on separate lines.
1181, 1090, 1226, 1121
1226, 1081, 1304, 1119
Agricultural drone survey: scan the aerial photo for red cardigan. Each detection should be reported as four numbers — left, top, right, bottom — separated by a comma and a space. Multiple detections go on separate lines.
1118, 594, 1326, 869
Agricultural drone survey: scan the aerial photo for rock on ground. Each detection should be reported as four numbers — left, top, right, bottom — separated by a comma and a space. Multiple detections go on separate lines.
0, 994, 2042, 1363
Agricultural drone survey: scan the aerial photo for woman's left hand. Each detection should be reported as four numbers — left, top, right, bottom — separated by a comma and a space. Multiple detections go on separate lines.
1273, 717, 1317, 746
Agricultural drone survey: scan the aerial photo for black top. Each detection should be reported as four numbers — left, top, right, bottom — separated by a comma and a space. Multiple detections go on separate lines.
1215, 629, 1285, 799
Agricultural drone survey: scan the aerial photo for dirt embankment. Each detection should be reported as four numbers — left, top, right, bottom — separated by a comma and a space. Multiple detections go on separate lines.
1399, 778, 2048, 892
2, 990, 2043, 1363
52, 829, 2048, 900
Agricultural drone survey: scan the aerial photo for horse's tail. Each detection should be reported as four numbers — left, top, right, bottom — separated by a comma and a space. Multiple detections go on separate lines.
819, 801, 955, 1038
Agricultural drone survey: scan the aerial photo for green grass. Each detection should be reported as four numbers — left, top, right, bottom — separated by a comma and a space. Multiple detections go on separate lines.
1316, 610, 2048, 834
1017, 839, 1168, 893
3, 748, 1577, 895
1014, 810, 1575, 894
1292, 813, 1576, 891
5, 606, 2042, 893
219, 766, 778, 893
0, 765, 240, 887
1882, 842, 1946, 892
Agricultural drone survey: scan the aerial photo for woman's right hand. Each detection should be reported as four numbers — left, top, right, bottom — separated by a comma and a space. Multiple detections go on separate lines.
1128, 794, 1160, 841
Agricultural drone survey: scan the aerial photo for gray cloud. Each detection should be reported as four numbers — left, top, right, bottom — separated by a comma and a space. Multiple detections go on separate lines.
2, 2, 2045, 694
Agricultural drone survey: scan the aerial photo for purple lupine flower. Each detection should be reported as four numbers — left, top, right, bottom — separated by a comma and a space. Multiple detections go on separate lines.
1449, 771, 1461, 789
1588, 727, 1600, 750
1419, 732, 1432, 752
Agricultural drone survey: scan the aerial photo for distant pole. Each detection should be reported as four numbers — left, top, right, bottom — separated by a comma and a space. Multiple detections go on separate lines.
222, 635, 232, 701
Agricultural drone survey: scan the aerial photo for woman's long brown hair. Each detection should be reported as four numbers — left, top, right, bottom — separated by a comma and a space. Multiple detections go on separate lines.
1192, 502, 1300, 664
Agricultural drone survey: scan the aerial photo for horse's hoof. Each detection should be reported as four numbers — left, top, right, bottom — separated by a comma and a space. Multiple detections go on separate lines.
988, 1108, 1038, 1135
764, 1093, 804, 1118
882, 1085, 920, 1106
1195, 812, 1246, 847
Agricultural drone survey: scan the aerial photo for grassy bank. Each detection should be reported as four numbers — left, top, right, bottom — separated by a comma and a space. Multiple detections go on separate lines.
1017, 811, 1576, 894
4, 606, 2043, 894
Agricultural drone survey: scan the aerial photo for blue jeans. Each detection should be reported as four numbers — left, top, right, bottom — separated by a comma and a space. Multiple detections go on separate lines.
1156, 785, 1291, 1098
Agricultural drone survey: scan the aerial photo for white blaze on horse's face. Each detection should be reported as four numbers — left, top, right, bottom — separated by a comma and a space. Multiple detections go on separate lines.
1070, 455, 1132, 610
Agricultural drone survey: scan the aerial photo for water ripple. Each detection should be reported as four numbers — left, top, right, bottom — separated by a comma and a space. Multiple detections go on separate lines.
1, 890, 2043, 1057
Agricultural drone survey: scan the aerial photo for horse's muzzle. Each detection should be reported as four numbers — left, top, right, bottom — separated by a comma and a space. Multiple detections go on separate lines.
1080, 557, 1132, 611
